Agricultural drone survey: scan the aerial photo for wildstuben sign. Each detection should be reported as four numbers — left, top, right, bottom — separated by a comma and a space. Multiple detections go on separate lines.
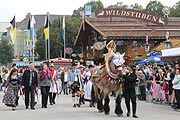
95, 8, 168, 25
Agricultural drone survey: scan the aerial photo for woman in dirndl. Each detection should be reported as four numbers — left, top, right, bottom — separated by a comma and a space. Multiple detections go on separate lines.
84, 67, 93, 107
2, 68, 20, 110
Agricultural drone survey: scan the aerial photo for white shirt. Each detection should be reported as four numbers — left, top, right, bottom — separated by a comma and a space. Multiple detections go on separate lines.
64, 72, 68, 82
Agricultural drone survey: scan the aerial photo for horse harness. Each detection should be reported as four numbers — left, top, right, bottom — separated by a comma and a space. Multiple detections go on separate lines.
92, 65, 122, 85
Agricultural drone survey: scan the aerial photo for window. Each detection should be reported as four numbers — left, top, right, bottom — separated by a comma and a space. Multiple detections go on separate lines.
132, 40, 138, 47
116, 40, 124, 46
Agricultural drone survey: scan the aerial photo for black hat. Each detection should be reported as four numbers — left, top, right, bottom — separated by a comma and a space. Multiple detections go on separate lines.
71, 62, 77, 66
174, 60, 179, 65
88, 64, 94, 68
130, 64, 136, 71
130, 64, 136, 69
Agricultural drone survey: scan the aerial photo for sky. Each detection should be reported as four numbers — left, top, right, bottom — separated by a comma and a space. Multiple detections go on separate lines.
0, 0, 179, 22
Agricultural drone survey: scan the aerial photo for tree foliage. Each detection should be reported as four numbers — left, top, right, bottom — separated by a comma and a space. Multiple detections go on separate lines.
145, 0, 164, 16
85, 0, 104, 12
170, 1, 180, 17
35, 27, 46, 60
72, 7, 84, 18
130, 3, 143, 10
107, 2, 128, 8
72, 0, 104, 17
0, 37, 14, 65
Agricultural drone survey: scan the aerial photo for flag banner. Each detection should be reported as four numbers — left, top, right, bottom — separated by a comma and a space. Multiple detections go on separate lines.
30, 15, 35, 40
27, 15, 35, 42
10, 16, 16, 43
43, 33, 46, 43
44, 15, 49, 40
85, 5, 92, 16
61, 16, 65, 40
10, 31, 15, 44
27, 16, 31, 42
58, 16, 61, 28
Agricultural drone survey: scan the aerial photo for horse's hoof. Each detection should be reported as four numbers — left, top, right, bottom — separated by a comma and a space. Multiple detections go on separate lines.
117, 114, 123, 117
105, 112, 109, 115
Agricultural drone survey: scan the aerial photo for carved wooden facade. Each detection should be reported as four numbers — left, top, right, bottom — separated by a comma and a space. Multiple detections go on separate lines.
74, 9, 180, 64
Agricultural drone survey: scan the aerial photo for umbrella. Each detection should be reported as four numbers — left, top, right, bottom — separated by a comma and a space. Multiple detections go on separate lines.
146, 55, 161, 63
136, 59, 148, 65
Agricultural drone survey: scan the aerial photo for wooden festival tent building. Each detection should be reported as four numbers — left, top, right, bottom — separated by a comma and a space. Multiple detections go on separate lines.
74, 8, 180, 64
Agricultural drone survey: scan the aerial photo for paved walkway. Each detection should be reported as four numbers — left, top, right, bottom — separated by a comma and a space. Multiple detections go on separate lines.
0, 91, 179, 120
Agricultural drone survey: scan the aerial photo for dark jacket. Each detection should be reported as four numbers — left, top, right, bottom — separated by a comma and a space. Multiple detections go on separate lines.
123, 72, 137, 90
22, 70, 38, 88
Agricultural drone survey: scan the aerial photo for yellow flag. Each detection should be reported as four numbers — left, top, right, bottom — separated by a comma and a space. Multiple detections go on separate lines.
44, 16, 49, 40
10, 16, 16, 42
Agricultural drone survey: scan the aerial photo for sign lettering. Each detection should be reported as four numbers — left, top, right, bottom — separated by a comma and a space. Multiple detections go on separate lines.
95, 8, 168, 25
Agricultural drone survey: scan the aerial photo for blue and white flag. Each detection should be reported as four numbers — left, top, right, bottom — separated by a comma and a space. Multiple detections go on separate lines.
61, 16, 65, 40
85, 5, 91, 16
30, 15, 35, 40
28, 15, 36, 41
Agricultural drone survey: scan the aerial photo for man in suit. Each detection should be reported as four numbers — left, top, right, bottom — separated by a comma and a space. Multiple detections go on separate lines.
22, 63, 38, 110
123, 65, 138, 118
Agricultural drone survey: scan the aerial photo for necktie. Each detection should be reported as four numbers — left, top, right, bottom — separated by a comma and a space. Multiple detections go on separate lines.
29, 71, 32, 86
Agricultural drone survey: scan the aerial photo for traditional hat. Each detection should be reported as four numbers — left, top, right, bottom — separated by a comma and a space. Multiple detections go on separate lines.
106, 40, 116, 52
78, 65, 85, 68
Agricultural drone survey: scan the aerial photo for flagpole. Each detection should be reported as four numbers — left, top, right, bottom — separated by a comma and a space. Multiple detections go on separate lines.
59, 16, 62, 58
63, 16, 66, 58
47, 12, 50, 60
15, 15, 18, 59
45, 36, 47, 60
44, 15, 47, 60
29, 13, 32, 61
32, 15, 35, 62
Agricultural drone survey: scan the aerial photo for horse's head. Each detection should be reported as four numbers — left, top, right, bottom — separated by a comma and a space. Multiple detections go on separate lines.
106, 52, 125, 79
112, 52, 125, 72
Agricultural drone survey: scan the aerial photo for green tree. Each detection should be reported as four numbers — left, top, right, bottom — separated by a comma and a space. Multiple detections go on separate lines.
107, 2, 128, 8
72, 0, 104, 17
85, 0, 104, 12
170, 1, 180, 17
130, 3, 144, 10
72, 7, 84, 17
0, 37, 14, 65
145, 0, 164, 16
35, 27, 45, 60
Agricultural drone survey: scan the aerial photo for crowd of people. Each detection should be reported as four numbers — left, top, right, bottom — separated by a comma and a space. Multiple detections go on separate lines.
0, 40, 179, 116
0, 59, 179, 116
134, 61, 180, 112
0, 62, 97, 111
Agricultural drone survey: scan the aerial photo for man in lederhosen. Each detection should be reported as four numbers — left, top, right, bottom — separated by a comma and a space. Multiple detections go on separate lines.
67, 63, 83, 107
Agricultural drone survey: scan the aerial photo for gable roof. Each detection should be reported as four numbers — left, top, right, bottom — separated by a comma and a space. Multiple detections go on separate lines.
75, 13, 180, 46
